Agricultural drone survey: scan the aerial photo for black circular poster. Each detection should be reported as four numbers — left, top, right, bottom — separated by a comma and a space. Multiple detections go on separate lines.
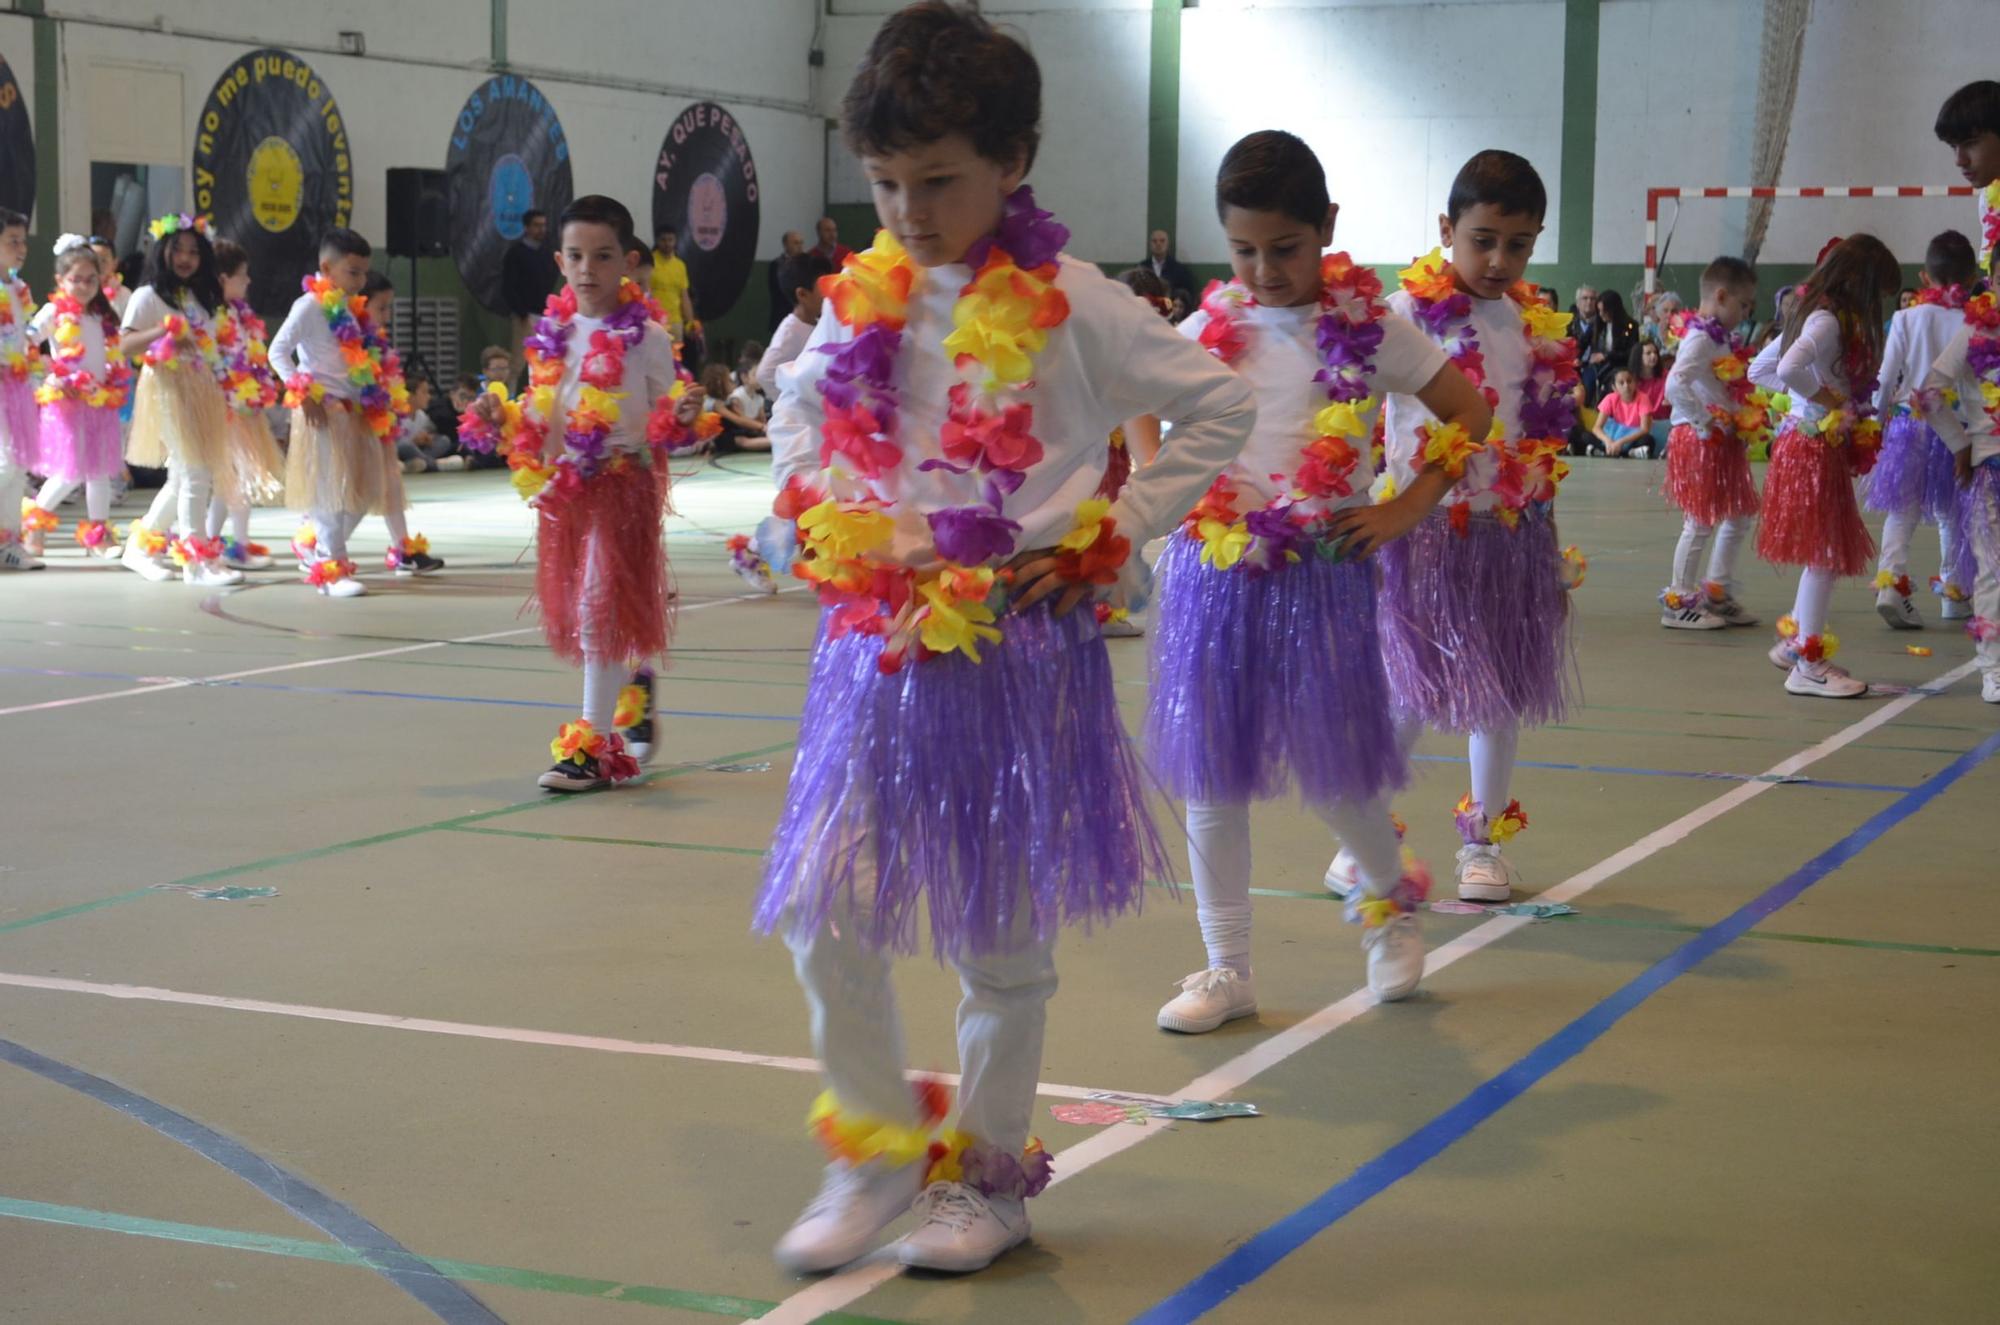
0, 52, 34, 221
652, 103, 759, 321
447, 75, 573, 315
192, 48, 353, 318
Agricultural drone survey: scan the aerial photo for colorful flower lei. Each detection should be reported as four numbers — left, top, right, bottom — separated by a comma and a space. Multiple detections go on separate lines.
140, 290, 228, 384
1455, 794, 1529, 846
1185, 253, 1425, 575
212, 299, 281, 416
1687, 315, 1774, 453
1397, 249, 1576, 530
788, 187, 1118, 671
1961, 288, 2000, 441
1911, 284, 1968, 311
34, 292, 132, 410
550, 720, 640, 783
1980, 181, 2000, 272
0, 277, 39, 382
282, 275, 410, 442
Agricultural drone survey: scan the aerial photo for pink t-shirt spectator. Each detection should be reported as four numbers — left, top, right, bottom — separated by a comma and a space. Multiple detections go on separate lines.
1596, 390, 1655, 431
1632, 375, 1667, 418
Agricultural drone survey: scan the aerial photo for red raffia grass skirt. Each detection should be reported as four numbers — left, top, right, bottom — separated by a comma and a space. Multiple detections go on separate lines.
1755, 424, 1873, 576
535, 461, 673, 666
1664, 424, 1760, 526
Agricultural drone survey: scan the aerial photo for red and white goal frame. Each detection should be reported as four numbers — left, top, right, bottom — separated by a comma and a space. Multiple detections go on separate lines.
1643, 185, 1978, 296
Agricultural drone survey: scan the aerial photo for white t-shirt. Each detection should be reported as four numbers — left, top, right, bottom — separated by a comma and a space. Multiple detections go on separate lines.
1875, 303, 1963, 411
727, 383, 767, 424
121, 283, 215, 339
1383, 287, 1535, 512
1921, 323, 1999, 464
768, 253, 1254, 564
268, 290, 361, 400
29, 301, 109, 377
1176, 298, 1445, 513
1750, 309, 1849, 423
759, 312, 816, 395
1664, 324, 1736, 428
540, 316, 681, 457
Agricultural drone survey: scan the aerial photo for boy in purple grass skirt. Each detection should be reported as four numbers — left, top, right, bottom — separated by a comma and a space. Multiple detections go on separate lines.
751, 1, 1254, 1278
1336, 150, 1585, 904
1148, 130, 1492, 1033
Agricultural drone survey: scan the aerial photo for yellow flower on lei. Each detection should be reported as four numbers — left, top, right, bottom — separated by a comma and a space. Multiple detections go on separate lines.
1398, 249, 1457, 302
1313, 399, 1371, 440
1519, 301, 1572, 342
943, 259, 1066, 388
797, 498, 895, 562
917, 568, 1003, 662
510, 461, 553, 501
1420, 420, 1483, 477
826, 233, 915, 331
1058, 499, 1111, 552
1712, 354, 1746, 383
1196, 517, 1250, 571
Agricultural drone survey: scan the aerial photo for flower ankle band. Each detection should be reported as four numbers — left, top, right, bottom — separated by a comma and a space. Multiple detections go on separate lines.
1455, 795, 1528, 846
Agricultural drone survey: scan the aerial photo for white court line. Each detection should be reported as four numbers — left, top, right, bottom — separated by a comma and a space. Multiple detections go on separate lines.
0, 971, 1138, 1104
751, 659, 1983, 1323
0, 589, 780, 719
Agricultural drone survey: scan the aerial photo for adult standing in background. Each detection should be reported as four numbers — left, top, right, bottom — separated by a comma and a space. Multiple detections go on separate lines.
811, 216, 852, 267
501, 209, 558, 382
650, 224, 697, 342
1143, 229, 1195, 304
767, 229, 805, 333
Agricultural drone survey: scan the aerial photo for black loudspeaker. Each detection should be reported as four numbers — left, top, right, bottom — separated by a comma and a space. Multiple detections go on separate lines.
385, 167, 449, 258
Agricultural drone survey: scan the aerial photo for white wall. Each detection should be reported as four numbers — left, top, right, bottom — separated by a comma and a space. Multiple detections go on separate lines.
48, 2, 825, 266
1594, 0, 1993, 269
1177, 2, 1567, 267
818, 3, 1152, 264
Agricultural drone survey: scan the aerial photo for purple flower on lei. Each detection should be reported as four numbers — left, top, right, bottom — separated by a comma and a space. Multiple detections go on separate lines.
1241, 506, 1311, 574
1314, 313, 1385, 403
1965, 338, 2000, 377
818, 324, 902, 428
927, 503, 1022, 565
959, 1141, 1054, 1202
1410, 292, 1471, 338
1682, 313, 1733, 348
1518, 379, 1575, 439
962, 186, 1069, 271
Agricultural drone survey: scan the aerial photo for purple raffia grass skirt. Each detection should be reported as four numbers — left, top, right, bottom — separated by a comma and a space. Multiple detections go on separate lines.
1145, 532, 1405, 808
1958, 458, 2000, 594
1865, 415, 1959, 524
754, 600, 1167, 960
1378, 505, 1576, 734
0, 375, 37, 469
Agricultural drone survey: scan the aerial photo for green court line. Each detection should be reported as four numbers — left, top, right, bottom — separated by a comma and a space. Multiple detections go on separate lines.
1153, 880, 2000, 957
0, 1196, 907, 1322
448, 826, 767, 857
0, 742, 797, 940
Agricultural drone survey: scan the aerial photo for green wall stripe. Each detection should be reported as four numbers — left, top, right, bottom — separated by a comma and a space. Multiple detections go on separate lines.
1147, 0, 1181, 238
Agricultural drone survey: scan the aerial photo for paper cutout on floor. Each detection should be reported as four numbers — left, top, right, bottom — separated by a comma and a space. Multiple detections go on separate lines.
1429, 899, 1577, 919
1056, 1092, 1262, 1125
153, 883, 279, 901
1905, 646, 1932, 656
704, 761, 773, 773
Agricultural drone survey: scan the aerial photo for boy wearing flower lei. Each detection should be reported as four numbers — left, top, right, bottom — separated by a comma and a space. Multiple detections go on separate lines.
752, 2, 1252, 1278
1148, 130, 1492, 1035
202, 239, 286, 571
117, 212, 242, 587
462, 194, 707, 791
1364, 150, 1582, 905
1917, 248, 2000, 705
349, 270, 447, 578
1657, 254, 1763, 632
270, 227, 402, 599
1866, 231, 1982, 630
0, 208, 42, 571
1934, 81, 2000, 274
1746, 234, 1901, 700
24, 237, 131, 561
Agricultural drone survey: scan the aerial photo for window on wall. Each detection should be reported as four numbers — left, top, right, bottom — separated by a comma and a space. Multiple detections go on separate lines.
90, 163, 183, 266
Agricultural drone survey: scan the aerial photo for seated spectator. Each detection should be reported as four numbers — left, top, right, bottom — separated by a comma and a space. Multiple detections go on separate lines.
703, 362, 769, 453
1592, 367, 1658, 458
397, 378, 459, 473
479, 344, 513, 391
1116, 266, 1173, 319
1628, 339, 1670, 419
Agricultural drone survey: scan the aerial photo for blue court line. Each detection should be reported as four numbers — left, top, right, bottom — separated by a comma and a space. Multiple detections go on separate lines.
0, 666, 797, 723
0, 1036, 503, 1324
1132, 727, 2000, 1325
1409, 752, 1915, 794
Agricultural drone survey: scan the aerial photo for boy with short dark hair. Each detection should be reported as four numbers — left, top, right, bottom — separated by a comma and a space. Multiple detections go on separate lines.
1933, 80, 2000, 271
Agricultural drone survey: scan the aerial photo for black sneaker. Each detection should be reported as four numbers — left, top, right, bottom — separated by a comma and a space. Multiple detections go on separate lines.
391, 550, 446, 576
623, 669, 656, 764
537, 754, 608, 793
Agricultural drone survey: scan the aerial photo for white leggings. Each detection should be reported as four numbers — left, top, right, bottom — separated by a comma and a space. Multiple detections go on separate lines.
34, 476, 112, 523
788, 900, 1056, 1163
1789, 568, 1838, 639
1670, 514, 1753, 593
138, 463, 214, 539
0, 452, 24, 537
1877, 508, 1963, 587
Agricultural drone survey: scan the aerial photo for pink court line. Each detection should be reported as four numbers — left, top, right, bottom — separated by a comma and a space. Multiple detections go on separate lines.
0, 971, 1138, 1104
751, 659, 1983, 1324
0, 588, 785, 719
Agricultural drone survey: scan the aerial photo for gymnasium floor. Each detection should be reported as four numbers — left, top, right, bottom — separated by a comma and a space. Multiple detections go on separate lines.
1, 458, 1993, 1324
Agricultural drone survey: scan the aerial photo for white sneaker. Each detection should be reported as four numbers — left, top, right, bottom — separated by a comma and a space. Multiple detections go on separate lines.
0, 539, 43, 571
1705, 593, 1760, 627
1661, 603, 1727, 630
1100, 615, 1145, 638
1768, 639, 1800, 671
1362, 913, 1425, 1001
1876, 588, 1922, 630
120, 537, 175, 582
1322, 847, 1358, 899
435, 455, 468, 471
221, 544, 274, 571
895, 1182, 1029, 1274
1156, 967, 1257, 1034
1941, 597, 1972, 621
773, 1159, 925, 1274
324, 575, 367, 599
182, 559, 244, 587
1454, 843, 1513, 902
1983, 672, 2000, 704
1784, 659, 1867, 698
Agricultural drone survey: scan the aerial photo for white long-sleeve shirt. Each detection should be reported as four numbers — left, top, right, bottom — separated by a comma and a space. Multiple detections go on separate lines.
767, 253, 1255, 562
1755, 309, 1850, 424
759, 312, 816, 399
1920, 325, 1999, 465
1874, 303, 1962, 412
267, 290, 361, 401
29, 301, 109, 378
120, 283, 215, 341
1663, 324, 1737, 427
1382, 287, 1532, 513
1177, 298, 1445, 512
534, 317, 681, 458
